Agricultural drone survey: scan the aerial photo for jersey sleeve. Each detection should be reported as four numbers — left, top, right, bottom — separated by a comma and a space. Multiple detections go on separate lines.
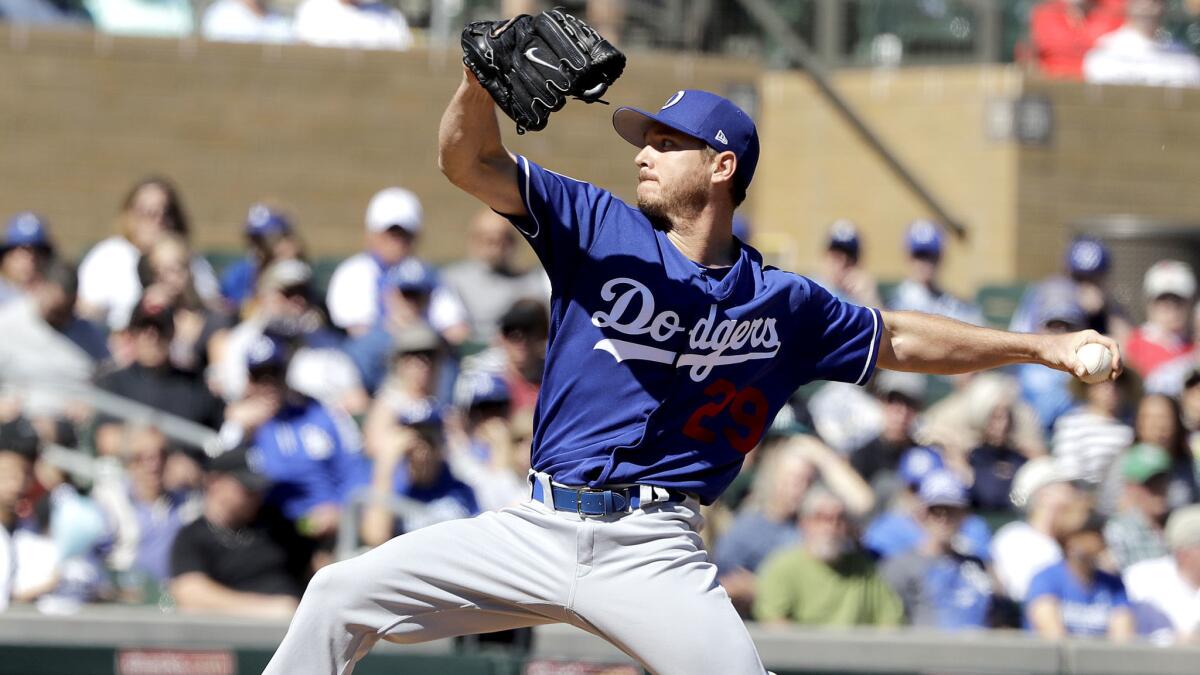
504, 155, 614, 288
795, 279, 883, 386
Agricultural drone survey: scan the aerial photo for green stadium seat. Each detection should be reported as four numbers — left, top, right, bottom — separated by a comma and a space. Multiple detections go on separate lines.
976, 283, 1028, 329
202, 250, 244, 277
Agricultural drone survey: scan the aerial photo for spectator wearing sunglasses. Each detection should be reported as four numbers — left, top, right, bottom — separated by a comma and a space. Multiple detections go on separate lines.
210, 259, 367, 414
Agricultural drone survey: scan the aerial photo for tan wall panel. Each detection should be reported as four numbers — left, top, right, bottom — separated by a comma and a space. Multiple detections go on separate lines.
0, 28, 757, 263
754, 65, 1020, 296
1015, 80, 1200, 280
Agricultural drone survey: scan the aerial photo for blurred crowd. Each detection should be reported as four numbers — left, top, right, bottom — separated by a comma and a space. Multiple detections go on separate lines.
4, 0, 1200, 91
713, 218, 1200, 645
0, 0, 625, 50
0, 174, 1198, 649
1031, 0, 1200, 86
0, 178, 550, 619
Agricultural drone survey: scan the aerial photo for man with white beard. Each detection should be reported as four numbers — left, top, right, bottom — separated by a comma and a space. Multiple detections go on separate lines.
753, 488, 903, 627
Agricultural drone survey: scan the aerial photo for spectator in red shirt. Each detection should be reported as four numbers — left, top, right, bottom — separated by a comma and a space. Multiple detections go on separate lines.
1127, 260, 1195, 380
1031, 0, 1125, 79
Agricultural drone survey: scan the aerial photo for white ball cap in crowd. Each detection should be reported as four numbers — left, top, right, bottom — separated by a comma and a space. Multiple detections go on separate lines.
1165, 505, 1200, 550
1009, 456, 1072, 509
1143, 260, 1196, 300
366, 187, 422, 234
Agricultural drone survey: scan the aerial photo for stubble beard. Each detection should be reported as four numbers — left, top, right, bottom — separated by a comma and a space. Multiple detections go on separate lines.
637, 175, 709, 233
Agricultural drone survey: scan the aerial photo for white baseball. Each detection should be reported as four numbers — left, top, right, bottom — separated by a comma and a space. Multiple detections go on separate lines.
1076, 343, 1114, 384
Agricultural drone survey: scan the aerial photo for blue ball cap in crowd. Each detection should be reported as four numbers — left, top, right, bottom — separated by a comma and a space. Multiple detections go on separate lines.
245, 203, 292, 238
827, 219, 861, 258
905, 219, 943, 257
918, 469, 969, 508
1035, 281, 1086, 328
899, 446, 945, 489
4, 212, 51, 249
385, 258, 437, 295
454, 371, 511, 409
1066, 237, 1110, 276
612, 89, 760, 194
397, 400, 443, 429
245, 333, 289, 371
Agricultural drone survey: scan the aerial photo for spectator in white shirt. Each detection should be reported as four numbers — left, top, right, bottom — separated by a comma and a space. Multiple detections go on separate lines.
77, 177, 220, 331
1123, 505, 1200, 644
1084, 0, 1200, 87
991, 457, 1086, 601
440, 209, 548, 344
1050, 369, 1138, 487
326, 188, 466, 340
202, 0, 294, 43
211, 259, 368, 414
293, 0, 413, 51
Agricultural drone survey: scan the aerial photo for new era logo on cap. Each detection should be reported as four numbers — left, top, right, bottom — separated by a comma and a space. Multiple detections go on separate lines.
715, 130, 728, 145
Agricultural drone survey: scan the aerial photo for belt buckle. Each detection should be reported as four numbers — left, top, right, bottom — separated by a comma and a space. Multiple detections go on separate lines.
574, 486, 613, 517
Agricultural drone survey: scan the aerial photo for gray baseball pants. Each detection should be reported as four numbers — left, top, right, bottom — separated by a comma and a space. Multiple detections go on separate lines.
262, 473, 765, 675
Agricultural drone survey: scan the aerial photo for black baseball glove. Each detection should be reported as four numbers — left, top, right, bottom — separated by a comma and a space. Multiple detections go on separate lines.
462, 8, 626, 134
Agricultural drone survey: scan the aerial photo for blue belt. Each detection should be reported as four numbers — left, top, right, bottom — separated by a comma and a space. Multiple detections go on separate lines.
530, 480, 684, 516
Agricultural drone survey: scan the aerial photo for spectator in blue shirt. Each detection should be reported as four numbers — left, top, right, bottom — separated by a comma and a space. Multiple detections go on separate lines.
0, 212, 56, 304
1025, 511, 1135, 640
92, 427, 202, 599
360, 407, 478, 546
219, 204, 305, 315
1010, 236, 1130, 342
882, 470, 994, 630
220, 333, 370, 540
1014, 285, 1086, 434
864, 446, 992, 561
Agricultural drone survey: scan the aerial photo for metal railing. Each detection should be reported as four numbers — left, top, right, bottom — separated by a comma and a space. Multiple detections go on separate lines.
3, 379, 222, 456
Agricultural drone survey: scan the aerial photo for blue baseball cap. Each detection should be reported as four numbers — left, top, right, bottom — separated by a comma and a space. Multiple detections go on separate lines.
612, 89, 760, 194
385, 258, 437, 295
1035, 282, 1086, 328
918, 469, 969, 508
1066, 237, 1110, 277
905, 220, 943, 257
245, 333, 290, 371
4, 212, 52, 249
245, 203, 292, 238
454, 371, 511, 409
899, 446, 945, 489
827, 219, 861, 258
397, 400, 443, 430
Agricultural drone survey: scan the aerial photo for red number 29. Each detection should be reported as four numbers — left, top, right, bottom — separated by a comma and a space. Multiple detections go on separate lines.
682, 379, 769, 454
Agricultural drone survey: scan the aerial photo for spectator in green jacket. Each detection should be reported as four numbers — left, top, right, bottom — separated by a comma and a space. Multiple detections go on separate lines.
754, 488, 903, 627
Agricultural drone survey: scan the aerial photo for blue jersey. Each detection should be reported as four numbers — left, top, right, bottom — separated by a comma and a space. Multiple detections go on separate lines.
1025, 561, 1129, 636
219, 257, 258, 311
249, 397, 371, 522
864, 509, 993, 562
506, 156, 882, 504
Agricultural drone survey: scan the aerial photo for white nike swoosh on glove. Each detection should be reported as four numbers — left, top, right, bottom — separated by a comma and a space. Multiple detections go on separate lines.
525, 47, 560, 70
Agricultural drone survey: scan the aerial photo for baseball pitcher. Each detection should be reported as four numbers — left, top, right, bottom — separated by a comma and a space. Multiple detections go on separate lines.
265, 10, 1120, 674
